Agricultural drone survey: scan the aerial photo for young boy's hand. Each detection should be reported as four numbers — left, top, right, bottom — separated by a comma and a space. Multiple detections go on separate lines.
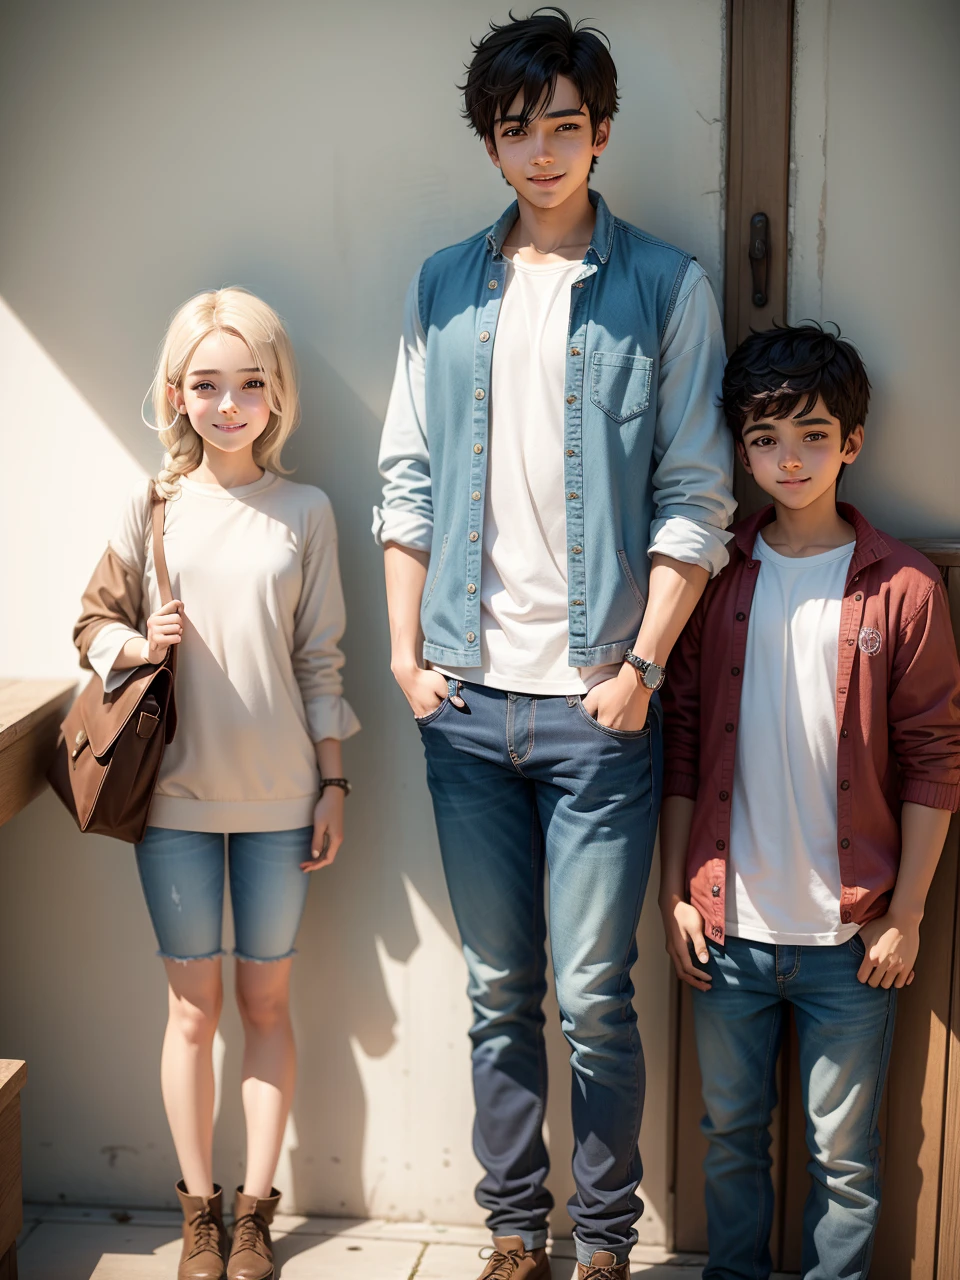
661, 899, 713, 992
855, 912, 920, 989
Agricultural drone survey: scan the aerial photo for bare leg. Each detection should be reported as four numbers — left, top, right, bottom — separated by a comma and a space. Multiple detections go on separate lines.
235, 957, 296, 1199
160, 957, 224, 1197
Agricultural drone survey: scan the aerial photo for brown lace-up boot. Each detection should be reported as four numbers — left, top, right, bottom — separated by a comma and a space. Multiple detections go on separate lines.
577, 1250, 630, 1279
175, 1181, 228, 1280
227, 1186, 281, 1280
475, 1235, 551, 1279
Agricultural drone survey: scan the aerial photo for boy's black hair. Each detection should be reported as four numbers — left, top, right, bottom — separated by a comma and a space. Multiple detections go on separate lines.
461, 7, 619, 172
722, 323, 871, 444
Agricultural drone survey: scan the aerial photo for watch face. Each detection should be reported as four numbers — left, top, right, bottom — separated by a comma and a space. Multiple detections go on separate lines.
642, 663, 665, 691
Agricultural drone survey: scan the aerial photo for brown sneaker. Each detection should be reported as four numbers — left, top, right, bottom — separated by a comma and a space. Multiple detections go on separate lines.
577, 1251, 629, 1279
175, 1181, 228, 1280
476, 1235, 551, 1279
227, 1187, 280, 1280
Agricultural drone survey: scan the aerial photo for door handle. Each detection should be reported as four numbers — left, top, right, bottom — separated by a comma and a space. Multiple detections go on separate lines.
748, 212, 769, 308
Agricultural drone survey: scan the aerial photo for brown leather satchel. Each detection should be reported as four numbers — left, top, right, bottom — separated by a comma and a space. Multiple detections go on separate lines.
48, 498, 178, 843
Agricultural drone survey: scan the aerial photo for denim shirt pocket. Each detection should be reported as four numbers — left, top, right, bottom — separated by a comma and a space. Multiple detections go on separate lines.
590, 352, 654, 424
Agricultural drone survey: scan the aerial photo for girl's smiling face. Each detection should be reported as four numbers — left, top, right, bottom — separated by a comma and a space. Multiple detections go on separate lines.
169, 331, 273, 457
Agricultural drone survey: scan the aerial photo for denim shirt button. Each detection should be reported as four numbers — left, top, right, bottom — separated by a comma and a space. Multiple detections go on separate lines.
467, 583, 477, 594
567, 492, 579, 500
571, 545, 582, 554
466, 632, 476, 643
488, 280, 498, 290
479, 331, 490, 342
469, 531, 479, 542
475, 388, 485, 400
566, 394, 577, 404
474, 444, 483, 454
570, 347, 581, 356
566, 449, 576, 457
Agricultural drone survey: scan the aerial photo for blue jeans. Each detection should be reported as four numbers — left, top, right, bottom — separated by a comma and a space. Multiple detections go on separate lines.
419, 680, 662, 1266
692, 935, 897, 1280
135, 827, 314, 962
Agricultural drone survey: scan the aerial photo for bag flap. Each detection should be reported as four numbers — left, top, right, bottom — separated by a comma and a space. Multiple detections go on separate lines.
75, 659, 174, 760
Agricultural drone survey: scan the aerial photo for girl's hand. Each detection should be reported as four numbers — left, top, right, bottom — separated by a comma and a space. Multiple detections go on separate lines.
145, 599, 184, 663
856, 912, 920, 989
302, 787, 345, 872
661, 897, 713, 992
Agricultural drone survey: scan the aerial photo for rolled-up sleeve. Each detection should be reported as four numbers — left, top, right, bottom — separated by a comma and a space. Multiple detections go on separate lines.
294, 499, 361, 743
372, 269, 433, 551
648, 263, 736, 577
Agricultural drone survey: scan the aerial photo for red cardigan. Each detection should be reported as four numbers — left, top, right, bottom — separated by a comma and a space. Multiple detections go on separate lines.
663, 503, 960, 946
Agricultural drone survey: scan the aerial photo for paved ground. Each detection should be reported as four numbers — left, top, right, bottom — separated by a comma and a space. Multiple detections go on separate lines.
17, 1206, 797, 1279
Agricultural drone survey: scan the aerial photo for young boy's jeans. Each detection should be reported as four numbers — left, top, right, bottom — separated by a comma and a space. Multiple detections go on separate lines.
693, 934, 897, 1280
418, 680, 662, 1266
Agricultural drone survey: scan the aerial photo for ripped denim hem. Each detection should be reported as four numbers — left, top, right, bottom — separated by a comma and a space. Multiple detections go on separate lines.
233, 947, 298, 964
158, 948, 226, 965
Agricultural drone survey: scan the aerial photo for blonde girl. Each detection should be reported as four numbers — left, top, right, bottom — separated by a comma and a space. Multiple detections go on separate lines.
74, 288, 359, 1280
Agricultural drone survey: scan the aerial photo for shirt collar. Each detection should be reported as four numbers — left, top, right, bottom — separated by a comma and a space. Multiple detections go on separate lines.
486, 189, 615, 264
732, 502, 891, 576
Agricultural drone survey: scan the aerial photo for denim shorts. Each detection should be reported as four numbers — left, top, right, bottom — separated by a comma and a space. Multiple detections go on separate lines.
134, 826, 313, 963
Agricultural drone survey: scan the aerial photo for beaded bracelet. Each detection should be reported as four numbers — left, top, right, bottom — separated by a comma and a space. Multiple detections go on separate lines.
320, 777, 351, 797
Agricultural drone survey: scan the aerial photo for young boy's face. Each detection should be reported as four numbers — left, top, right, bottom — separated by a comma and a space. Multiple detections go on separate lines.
737, 394, 864, 510
484, 74, 610, 208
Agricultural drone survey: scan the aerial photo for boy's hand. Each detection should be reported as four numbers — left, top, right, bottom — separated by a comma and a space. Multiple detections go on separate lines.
582, 665, 651, 732
393, 663, 462, 718
661, 898, 712, 992
855, 912, 920, 989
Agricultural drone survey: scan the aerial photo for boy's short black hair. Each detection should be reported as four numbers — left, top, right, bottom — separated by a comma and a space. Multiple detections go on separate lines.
722, 323, 871, 444
461, 6, 619, 166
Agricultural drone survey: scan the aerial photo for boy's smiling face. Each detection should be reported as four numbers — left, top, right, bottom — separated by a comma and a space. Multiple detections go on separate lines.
737, 393, 864, 510
484, 74, 610, 208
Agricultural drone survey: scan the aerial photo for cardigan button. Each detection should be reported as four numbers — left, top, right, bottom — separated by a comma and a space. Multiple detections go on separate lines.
711, 885, 721, 897
842, 910, 852, 922
719, 790, 729, 801
840, 779, 850, 790
855, 593, 862, 601
731, 666, 740, 677
725, 723, 735, 733
716, 840, 725, 851
841, 727, 849, 738
841, 838, 850, 849
736, 612, 746, 621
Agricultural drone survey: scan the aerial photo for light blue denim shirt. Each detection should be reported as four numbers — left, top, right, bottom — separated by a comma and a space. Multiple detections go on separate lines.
374, 192, 736, 668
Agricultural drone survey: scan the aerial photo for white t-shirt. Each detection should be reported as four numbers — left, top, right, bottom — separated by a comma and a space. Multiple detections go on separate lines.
727, 533, 858, 946
438, 255, 619, 695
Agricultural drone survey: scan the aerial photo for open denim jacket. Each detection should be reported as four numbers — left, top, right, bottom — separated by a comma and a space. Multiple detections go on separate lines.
374, 191, 736, 668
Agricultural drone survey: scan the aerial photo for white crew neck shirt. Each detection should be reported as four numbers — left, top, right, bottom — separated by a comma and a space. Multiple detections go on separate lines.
437, 255, 620, 695
727, 532, 858, 946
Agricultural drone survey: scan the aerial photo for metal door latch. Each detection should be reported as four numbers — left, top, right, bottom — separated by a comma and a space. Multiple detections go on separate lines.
749, 212, 769, 307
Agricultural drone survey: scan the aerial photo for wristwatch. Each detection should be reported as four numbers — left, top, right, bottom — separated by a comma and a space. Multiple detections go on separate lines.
623, 648, 666, 692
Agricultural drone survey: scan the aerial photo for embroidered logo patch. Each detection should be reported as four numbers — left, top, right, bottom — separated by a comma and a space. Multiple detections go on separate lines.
858, 626, 883, 656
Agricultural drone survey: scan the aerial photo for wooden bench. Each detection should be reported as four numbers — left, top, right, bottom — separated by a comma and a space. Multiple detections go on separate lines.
0, 678, 75, 1279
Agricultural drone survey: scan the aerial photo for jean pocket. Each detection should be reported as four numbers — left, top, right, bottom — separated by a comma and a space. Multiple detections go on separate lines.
590, 352, 653, 424
415, 698, 449, 727
848, 932, 866, 959
575, 696, 651, 739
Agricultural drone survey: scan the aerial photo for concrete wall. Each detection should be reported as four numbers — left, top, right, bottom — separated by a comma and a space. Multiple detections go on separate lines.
0, 0, 726, 1242
790, 0, 960, 537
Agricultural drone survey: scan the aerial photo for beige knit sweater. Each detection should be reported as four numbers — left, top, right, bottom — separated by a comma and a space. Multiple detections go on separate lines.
79, 473, 360, 833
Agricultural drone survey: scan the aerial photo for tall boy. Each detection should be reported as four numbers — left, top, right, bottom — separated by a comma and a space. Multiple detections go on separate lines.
660, 324, 960, 1279
374, 8, 734, 1277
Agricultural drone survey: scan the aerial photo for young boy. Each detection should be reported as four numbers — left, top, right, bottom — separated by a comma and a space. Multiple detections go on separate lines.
375, 8, 735, 1278
660, 323, 960, 1279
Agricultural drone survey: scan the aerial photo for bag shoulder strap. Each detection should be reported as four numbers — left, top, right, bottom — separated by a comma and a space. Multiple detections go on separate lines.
151, 496, 173, 606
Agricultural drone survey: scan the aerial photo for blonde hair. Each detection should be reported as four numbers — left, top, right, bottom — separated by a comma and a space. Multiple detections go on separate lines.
149, 288, 300, 499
